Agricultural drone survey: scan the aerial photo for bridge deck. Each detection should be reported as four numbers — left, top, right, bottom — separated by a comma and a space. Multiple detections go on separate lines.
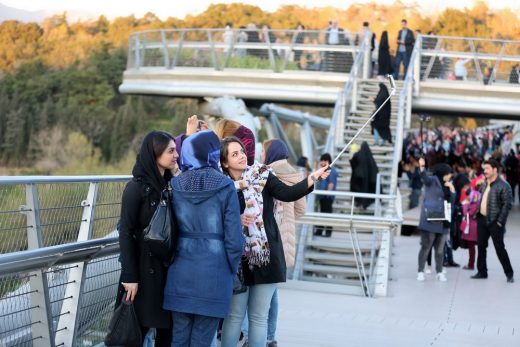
275, 206, 520, 346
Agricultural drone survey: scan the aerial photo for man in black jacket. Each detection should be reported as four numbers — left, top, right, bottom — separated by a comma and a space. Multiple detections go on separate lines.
472, 158, 514, 282
393, 19, 415, 80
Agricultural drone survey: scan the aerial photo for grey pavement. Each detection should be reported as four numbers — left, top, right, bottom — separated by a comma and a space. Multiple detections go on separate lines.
275, 205, 520, 347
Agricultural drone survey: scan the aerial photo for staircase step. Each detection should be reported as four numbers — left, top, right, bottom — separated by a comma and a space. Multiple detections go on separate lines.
299, 275, 364, 287
304, 251, 371, 266
303, 263, 363, 276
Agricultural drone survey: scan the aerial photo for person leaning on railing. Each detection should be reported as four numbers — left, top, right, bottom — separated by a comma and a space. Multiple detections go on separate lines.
118, 131, 178, 346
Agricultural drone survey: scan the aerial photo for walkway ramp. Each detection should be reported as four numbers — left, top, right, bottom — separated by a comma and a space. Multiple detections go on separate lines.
277, 205, 520, 346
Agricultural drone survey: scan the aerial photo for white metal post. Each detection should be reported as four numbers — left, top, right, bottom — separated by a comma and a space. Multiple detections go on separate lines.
160, 30, 170, 69
413, 36, 421, 96
24, 184, 55, 347
134, 35, 140, 69
54, 183, 99, 347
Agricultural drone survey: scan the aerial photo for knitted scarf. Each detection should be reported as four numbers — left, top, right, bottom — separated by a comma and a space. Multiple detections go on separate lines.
234, 162, 272, 268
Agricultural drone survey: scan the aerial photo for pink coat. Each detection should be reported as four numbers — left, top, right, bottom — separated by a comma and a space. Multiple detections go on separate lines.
270, 160, 306, 267
460, 192, 479, 242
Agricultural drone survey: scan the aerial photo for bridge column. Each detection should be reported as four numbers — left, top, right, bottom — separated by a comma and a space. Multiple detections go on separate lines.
24, 184, 55, 347
413, 35, 421, 96
362, 33, 371, 79
54, 183, 99, 347
160, 30, 170, 69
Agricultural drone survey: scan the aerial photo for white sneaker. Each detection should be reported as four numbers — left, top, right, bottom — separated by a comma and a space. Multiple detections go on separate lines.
425, 266, 432, 274
442, 267, 447, 274
417, 272, 425, 281
437, 273, 447, 282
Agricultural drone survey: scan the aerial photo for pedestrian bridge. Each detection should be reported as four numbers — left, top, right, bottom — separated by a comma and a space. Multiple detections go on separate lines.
119, 29, 520, 119
2, 29, 520, 347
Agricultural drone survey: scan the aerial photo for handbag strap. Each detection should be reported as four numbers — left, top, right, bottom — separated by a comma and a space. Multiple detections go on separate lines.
161, 182, 172, 202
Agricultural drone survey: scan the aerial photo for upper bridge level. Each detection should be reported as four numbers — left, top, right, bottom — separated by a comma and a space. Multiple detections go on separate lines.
119, 28, 520, 118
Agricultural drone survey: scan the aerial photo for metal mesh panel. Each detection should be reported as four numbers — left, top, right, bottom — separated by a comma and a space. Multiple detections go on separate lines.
0, 185, 27, 254
92, 182, 126, 239
0, 274, 34, 347
75, 255, 121, 347
420, 37, 520, 84
44, 265, 73, 341
38, 183, 89, 247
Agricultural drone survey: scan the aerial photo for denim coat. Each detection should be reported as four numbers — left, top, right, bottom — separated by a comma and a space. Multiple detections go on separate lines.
418, 170, 452, 234
163, 176, 244, 318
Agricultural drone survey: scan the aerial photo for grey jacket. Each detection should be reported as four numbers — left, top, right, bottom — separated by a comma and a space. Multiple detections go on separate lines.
479, 177, 512, 227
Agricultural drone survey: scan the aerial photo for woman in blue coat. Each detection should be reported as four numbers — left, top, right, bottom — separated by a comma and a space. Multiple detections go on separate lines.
417, 158, 455, 282
163, 130, 245, 346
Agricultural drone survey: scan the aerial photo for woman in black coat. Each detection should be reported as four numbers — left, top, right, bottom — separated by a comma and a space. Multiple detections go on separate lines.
219, 136, 330, 347
371, 83, 392, 145
118, 130, 178, 346
378, 31, 393, 76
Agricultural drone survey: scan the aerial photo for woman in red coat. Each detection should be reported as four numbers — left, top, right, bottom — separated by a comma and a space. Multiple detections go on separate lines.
460, 183, 481, 270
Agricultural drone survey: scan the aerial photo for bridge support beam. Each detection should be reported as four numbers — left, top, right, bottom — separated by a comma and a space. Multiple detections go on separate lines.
24, 184, 55, 347
54, 183, 99, 347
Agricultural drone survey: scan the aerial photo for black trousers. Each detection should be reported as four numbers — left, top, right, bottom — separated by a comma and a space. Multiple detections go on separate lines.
315, 198, 333, 237
476, 215, 514, 277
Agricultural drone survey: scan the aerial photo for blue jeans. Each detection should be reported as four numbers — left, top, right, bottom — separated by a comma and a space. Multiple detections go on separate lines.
143, 329, 154, 347
241, 287, 279, 341
393, 50, 409, 80
267, 288, 278, 341
172, 312, 220, 347
373, 128, 387, 146
221, 283, 277, 347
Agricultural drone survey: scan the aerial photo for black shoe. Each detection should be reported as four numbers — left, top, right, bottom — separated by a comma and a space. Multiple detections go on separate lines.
444, 261, 460, 268
471, 273, 488, 279
507, 276, 514, 283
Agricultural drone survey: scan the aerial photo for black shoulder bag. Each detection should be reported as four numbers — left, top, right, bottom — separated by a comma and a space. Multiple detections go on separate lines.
143, 184, 176, 262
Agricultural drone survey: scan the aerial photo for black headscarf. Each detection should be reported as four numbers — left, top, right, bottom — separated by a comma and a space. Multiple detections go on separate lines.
432, 163, 452, 201
132, 131, 173, 194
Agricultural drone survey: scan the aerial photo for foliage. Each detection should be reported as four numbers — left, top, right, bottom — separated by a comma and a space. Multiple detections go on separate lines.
0, 1, 518, 173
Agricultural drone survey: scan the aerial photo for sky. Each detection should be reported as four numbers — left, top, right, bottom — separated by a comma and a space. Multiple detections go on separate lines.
2, 0, 519, 21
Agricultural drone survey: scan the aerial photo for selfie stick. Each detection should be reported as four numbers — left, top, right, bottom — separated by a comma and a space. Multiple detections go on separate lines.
330, 74, 397, 167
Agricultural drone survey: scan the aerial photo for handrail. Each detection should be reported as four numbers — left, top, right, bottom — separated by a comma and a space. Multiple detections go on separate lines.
128, 28, 363, 73
389, 36, 421, 199
0, 175, 131, 185
324, 31, 370, 156
422, 34, 520, 44
0, 237, 119, 276
311, 189, 397, 199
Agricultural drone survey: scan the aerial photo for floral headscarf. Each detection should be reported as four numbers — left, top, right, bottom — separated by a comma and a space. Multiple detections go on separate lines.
235, 162, 272, 268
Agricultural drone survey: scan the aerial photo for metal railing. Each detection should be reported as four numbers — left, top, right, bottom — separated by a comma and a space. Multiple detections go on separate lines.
127, 28, 363, 73
389, 37, 420, 199
324, 31, 371, 156
294, 189, 401, 297
0, 176, 131, 347
420, 35, 520, 85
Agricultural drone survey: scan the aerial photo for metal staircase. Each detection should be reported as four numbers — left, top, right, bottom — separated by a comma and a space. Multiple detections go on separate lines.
293, 33, 408, 297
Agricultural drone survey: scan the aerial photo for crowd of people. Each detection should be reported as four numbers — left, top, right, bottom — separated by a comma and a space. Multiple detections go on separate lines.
117, 116, 331, 347
221, 19, 409, 77
220, 20, 520, 84
400, 125, 517, 284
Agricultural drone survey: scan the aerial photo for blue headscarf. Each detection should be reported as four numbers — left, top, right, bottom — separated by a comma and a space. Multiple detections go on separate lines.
265, 139, 289, 165
180, 130, 220, 172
